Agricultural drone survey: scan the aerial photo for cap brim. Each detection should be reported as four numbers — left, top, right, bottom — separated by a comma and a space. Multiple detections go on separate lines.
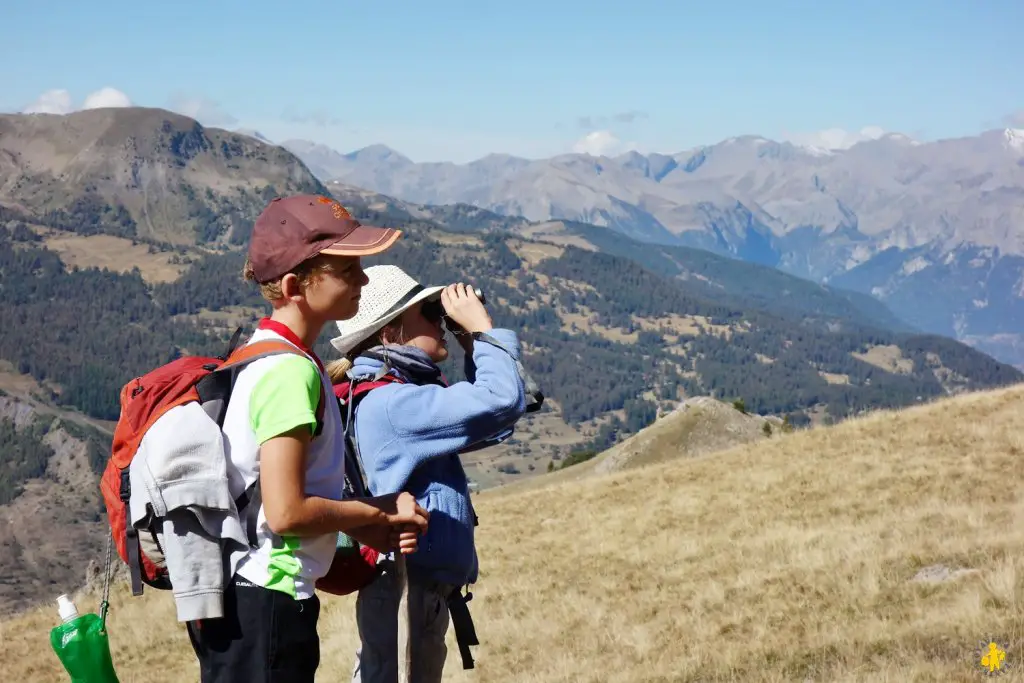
319, 224, 402, 256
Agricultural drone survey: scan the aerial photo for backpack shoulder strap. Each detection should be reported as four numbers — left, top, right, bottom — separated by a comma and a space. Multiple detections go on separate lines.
209, 337, 328, 549
353, 376, 404, 403
221, 338, 308, 368
219, 339, 327, 436
336, 374, 406, 498
336, 372, 405, 405
470, 331, 544, 413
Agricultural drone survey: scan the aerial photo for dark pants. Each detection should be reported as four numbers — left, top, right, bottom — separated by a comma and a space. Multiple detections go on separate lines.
186, 577, 321, 683
351, 564, 453, 683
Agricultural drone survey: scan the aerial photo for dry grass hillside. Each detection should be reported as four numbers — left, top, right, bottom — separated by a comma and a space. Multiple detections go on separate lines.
591, 395, 783, 475
6, 384, 1024, 681
494, 395, 785, 495
35, 229, 193, 283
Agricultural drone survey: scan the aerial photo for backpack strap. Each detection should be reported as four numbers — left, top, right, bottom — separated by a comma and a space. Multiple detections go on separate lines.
219, 339, 327, 435
203, 337, 329, 548
335, 374, 405, 499
446, 586, 480, 669
220, 326, 246, 360
341, 376, 403, 404
469, 332, 544, 413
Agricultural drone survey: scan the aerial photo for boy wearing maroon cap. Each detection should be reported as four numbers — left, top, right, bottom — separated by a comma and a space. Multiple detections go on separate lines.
185, 194, 428, 683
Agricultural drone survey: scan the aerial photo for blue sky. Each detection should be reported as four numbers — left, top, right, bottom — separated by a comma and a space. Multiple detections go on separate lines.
2, 0, 1021, 162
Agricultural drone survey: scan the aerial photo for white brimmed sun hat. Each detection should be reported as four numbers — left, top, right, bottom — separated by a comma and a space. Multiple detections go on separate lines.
330, 264, 444, 355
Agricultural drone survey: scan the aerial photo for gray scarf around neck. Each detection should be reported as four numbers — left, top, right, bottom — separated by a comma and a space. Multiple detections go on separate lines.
360, 344, 445, 385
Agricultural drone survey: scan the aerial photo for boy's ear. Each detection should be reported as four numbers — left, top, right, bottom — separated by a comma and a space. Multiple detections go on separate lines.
280, 273, 303, 301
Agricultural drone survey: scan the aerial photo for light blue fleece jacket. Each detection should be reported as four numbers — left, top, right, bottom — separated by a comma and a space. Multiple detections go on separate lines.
349, 329, 527, 586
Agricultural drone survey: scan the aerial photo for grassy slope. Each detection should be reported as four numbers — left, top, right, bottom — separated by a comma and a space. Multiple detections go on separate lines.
7, 384, 1024, 681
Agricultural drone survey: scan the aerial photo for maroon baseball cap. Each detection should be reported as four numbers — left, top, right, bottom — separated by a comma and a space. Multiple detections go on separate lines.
247, 194, 402, 282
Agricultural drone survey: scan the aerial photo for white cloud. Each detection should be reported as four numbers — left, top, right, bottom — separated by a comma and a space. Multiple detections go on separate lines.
572, 130, 640, 156
1004, 110, 1024, 128
82, 87, 132, 109
167, 94, 238, 127
22, 89, 74, 114
784, 125, 889, 151
21, 87, 130, 114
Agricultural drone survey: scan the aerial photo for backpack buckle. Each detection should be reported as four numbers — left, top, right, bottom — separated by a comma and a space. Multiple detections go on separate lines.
119, 469, 131, 502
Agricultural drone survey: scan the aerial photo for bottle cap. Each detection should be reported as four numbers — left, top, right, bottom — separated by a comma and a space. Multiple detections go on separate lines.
57, 594, 78, 622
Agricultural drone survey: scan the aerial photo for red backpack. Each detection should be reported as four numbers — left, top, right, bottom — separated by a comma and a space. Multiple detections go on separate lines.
100, 329, 324, 596
314, 374, 404, 596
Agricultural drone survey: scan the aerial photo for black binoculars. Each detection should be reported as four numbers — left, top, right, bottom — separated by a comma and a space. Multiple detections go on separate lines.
421, 287, 486, 332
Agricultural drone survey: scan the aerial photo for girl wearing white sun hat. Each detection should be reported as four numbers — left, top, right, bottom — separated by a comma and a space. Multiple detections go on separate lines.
325, 264, 531, 682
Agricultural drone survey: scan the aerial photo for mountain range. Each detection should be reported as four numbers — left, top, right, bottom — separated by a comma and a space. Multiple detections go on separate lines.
282, 129, 1024, 368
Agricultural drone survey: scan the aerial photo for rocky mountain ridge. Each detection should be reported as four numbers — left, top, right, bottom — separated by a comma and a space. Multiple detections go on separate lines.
283, 128, 1024, 366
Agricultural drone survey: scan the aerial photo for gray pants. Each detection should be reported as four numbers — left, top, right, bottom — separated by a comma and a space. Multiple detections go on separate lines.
351, 563, 453, 683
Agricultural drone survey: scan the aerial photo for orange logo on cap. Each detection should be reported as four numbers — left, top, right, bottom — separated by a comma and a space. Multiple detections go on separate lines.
317, 196, 351, 220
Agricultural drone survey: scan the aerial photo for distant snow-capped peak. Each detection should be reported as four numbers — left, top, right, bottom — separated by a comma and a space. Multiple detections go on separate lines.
1004, 128, 1024, 152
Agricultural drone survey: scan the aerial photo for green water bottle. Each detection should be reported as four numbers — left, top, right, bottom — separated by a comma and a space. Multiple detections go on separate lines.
49, 594, 120, 683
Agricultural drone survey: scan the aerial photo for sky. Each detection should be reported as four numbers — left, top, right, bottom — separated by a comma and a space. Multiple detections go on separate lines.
1, 0, 1022, 163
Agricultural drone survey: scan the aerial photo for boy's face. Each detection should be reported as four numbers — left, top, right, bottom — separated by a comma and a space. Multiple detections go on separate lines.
303, 255, 369, 321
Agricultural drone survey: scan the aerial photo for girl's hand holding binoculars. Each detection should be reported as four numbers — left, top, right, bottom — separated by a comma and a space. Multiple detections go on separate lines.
441, 283, 492, 335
